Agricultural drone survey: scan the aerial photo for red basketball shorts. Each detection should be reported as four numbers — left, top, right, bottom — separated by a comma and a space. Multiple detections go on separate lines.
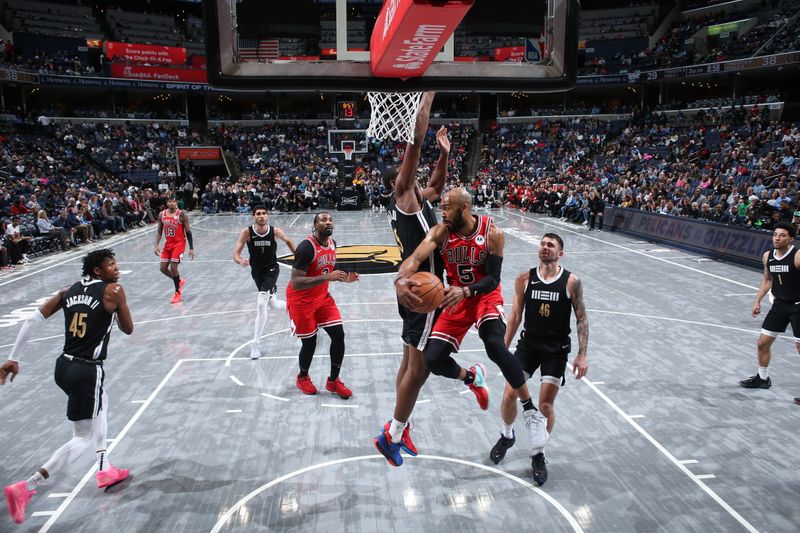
160, 240, 185, 263
429, 287, 505, 351
287, 293, 343, 338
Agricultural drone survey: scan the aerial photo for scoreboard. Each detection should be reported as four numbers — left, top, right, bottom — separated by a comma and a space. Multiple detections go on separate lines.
336, 100, 356, 127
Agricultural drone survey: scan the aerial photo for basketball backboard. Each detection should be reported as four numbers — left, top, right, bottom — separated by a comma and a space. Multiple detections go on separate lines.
203, 0, 578, 93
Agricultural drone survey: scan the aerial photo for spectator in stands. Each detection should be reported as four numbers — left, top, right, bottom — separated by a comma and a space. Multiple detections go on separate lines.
4, 216, 31, 263
53, 208, 78, 246
68, 206, 93, 243
37, 210, 70, 250
0, 240, 11, 269
10, 197, 30, 216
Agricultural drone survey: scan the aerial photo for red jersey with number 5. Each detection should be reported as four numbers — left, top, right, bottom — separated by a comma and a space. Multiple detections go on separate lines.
286, 236, 337, 304
161, 209, 185, 244
440, 214, 493, 288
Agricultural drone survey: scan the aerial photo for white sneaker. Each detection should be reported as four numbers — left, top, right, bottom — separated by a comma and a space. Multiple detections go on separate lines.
523, 409, 549, 450
268, 296, 286, 311
250, 344, 261, 360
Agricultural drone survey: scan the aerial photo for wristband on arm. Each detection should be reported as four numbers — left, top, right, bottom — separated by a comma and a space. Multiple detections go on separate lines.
467, 254, 503, 296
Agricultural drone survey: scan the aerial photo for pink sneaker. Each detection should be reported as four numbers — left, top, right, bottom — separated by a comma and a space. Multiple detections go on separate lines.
4, 480, 35, 524
96, 464, 129, 489
169, 291, 182, 304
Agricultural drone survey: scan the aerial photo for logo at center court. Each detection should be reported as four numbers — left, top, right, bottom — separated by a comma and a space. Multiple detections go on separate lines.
278, 245, 401, 275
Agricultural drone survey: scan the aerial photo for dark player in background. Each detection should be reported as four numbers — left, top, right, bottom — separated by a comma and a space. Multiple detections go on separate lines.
491, 233, 589, 486
1, 249, 134, 524
377, 91, 450, 460
286, 212, 359, 398
740, 221, 800, 405
233, 205, 296, 359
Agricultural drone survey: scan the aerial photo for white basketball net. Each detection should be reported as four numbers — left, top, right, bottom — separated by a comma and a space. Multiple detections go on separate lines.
367, 91, 424, 144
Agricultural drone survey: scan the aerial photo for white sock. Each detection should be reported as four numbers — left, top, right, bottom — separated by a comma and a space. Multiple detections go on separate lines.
93, 393, 110, 471
268, 295, 286, 311
254, 292, 269, 346
388, 418, 405, 444
501, 423, 514, 439
26, 471, 45, 491
758, 366, 769, 380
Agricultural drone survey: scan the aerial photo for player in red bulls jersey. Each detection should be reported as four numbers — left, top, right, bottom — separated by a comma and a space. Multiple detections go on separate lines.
154, 196, 194, 304
286, 212, 359, 398
376, 188, 539, 467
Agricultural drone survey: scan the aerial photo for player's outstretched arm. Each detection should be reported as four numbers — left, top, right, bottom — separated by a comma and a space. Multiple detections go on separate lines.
274, 226, 297, 254
1, 289, 67, 383
395, 91, 435, 201
504, 271, 529, 348
569, 274, 589, 379
422, 126, 451, 202
233, 228, 250, 267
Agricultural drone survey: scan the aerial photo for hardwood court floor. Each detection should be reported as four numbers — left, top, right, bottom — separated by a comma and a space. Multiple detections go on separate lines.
1, 209, 798, 532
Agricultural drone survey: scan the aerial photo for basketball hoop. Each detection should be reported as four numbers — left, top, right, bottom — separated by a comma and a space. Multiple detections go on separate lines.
343, 145, 354, 161
366, 91, 424, 144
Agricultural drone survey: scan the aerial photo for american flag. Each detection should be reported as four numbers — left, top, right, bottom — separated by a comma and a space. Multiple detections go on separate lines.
238, 37, 279, 61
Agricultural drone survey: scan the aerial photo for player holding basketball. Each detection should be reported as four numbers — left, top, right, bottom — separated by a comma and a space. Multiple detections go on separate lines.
233, 205, 296, 359
739, 221, 800, 406
286, 212, 358, 398
1, 249, 133, 524
375, 187, 537, 467
375, 91, 449, 459
154, 196, 194, 304
490, 233, 589, 486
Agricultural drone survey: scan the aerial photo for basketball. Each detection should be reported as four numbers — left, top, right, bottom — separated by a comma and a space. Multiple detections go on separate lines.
408, 271, 444, 313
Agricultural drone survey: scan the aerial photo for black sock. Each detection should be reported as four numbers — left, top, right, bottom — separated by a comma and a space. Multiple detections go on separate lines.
521, 398, 536, 411
463, 370, 475, 385
298, 369, 308, 378
329, 365, 340, 381
172, 275, 181, 292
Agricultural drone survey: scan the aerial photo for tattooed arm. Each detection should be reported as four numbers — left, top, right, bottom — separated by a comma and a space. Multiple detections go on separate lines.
569, 273, 589, 379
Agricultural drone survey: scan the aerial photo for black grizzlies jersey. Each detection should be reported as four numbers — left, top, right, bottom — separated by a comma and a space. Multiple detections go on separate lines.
62, 279, 114, 361
522, 266, 572, 340
768, 246, 800, 302
388, 192, 443, 277
247, 225, 278, 269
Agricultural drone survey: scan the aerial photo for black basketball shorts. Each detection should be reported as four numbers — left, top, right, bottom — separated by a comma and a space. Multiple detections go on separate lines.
514, 336, 570, 386
761, 299, 800, 339
54, 355, 105, 421
398, 302, 441, 351
251, 265, 279, 294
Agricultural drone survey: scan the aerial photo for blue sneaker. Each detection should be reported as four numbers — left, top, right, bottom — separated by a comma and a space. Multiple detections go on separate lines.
373, 430, 404, 467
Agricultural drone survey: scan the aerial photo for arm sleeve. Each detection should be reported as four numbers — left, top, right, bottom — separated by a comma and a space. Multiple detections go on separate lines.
186, 231, 193, 249
8, 310, 46, 361
293, 240, 314, 271
468, 254, 503, 296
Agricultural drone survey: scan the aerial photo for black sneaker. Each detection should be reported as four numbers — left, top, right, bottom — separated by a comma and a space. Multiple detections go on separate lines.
489, 432, 515, 464
794, 397, 799, 406
532, 452, 548, 486
739, 375, 772, 389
